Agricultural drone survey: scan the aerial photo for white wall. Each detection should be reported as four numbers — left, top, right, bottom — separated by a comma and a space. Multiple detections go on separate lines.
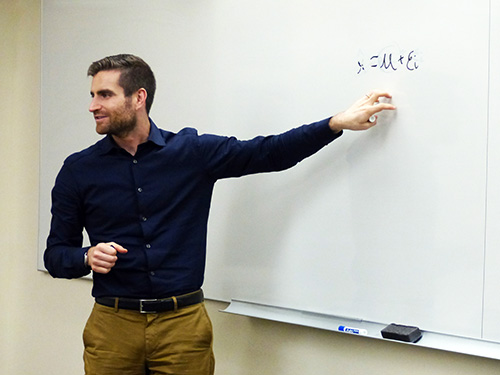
1, 1, 499, 373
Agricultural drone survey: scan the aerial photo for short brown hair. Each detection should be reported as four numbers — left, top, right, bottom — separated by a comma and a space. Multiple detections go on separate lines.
88, 54, 156, 114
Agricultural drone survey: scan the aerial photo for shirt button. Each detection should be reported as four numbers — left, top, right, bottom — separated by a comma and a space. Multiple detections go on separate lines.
142, 216, 147, 222
150, 271, 155, 276
133, 159, 138, 164
137, 187, 143, 193
146, 244, 151, 249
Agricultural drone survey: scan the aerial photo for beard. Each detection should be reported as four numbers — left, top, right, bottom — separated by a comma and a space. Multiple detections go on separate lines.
96, 99, 137, 137
107, 112, 137, 137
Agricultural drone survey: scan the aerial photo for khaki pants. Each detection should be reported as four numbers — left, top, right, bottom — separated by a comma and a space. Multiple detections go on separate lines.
83, 301, 215, 375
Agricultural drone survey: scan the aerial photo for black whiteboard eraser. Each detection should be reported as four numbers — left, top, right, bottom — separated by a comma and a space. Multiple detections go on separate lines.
381, 323, 422, 343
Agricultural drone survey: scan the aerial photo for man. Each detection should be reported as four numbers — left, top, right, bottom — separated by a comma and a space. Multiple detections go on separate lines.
44, 54, 396, 374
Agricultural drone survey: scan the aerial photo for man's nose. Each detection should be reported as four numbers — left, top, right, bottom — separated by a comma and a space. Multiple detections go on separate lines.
89, 98, 101, 112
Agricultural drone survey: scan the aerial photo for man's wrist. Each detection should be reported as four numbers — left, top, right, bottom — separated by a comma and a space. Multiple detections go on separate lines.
329, 114, 343, 134
84, 251, 90, 268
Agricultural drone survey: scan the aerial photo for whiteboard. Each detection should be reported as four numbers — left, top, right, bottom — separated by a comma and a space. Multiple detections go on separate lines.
39, 0, 497, 342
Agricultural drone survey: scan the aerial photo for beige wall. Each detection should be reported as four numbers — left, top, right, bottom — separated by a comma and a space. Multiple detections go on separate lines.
1, 1, 499, 373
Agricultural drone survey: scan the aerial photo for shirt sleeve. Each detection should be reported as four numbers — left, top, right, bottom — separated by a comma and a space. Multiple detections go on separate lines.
43, 160, 91, 279
200, 118, 342, 180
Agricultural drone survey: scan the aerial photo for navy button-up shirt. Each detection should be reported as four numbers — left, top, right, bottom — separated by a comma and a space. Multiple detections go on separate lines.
44, 118, 341, 298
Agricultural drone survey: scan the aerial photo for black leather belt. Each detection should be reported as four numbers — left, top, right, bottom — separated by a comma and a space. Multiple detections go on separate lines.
95, 289, 204, 313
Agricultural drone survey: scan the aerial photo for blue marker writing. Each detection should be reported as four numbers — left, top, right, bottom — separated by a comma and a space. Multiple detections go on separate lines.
338, 325, 368, 335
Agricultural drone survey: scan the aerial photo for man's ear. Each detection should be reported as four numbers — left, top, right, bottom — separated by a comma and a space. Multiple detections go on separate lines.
135, 88, 148, 111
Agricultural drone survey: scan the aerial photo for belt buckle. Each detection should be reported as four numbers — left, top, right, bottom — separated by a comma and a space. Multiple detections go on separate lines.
139, 299, 159, 314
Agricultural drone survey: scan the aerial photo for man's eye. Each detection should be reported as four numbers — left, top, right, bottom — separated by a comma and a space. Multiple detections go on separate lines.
98, 91, 113, 98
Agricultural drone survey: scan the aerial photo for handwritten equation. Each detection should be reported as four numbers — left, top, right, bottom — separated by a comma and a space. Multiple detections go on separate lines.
357, 48, 421, 75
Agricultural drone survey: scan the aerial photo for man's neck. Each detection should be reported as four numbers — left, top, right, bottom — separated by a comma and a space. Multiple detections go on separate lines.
112, 116, 151, 156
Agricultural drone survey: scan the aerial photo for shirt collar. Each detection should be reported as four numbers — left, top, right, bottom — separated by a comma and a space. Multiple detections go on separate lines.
98, 117, 165, 155
147, 118, 166, 147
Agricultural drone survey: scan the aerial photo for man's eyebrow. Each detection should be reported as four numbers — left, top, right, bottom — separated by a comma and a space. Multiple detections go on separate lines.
90, 89, 115, 97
